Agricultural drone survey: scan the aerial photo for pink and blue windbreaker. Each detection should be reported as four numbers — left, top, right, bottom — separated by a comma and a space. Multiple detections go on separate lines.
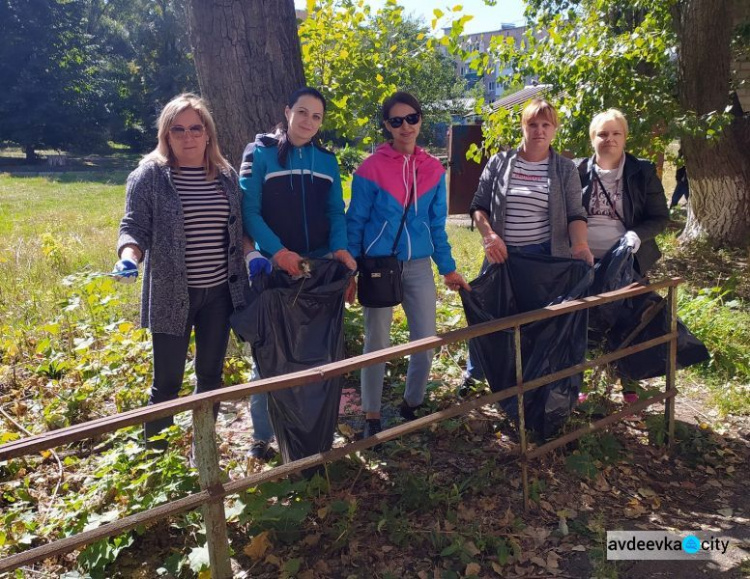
346, 142, 456, 275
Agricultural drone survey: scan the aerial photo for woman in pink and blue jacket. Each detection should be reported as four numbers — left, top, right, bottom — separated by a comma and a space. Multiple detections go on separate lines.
346, 91, 470, 441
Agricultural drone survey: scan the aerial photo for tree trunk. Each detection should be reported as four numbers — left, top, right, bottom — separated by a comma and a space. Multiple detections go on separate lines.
184, 0, 305, 167
24, 144, 38, 163
676, 0, 750, 246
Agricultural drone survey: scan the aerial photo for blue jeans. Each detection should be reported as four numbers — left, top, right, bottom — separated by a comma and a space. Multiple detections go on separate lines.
146, 283, 232, 444
465, 241, 551, 381
248, 364, 274, 443
361, 257, 437, 413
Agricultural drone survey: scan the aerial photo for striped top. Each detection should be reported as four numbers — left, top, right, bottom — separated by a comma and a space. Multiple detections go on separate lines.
504, 157, 550, 246
173, 167, 230, 288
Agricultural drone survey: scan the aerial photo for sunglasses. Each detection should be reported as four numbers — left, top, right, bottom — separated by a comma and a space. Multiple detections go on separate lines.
386, 113, 420, 128
169, 124, 205, 139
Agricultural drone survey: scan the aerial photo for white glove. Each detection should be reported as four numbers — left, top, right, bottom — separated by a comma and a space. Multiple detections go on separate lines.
623, 230, 641, 253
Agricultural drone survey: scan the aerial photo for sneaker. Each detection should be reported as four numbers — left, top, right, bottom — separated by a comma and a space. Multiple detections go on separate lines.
623, 392, 639, 405
457, 376, 477, 398
363, 418, 382, 439
248, 440, 270, 460
399, 400, 422, 422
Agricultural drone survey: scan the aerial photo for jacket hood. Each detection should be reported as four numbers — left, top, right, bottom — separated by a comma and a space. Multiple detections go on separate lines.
374, 142, 439, 170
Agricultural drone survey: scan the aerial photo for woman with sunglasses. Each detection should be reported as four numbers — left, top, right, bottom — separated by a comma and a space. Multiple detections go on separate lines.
347, 91, 470, 440
114, 93, 247, 449
459, 98, 593, 396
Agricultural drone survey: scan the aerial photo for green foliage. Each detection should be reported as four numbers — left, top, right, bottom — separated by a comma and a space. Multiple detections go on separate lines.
337, 144, 367, 177
299, 0, 465, 147
0, 0, 109, 158
678, 287, 750, 381
445, 0, 746, 162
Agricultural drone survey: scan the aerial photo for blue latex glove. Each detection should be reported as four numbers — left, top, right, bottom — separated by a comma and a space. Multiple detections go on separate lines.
245, 251, 272, 279
112, 259, 138, 283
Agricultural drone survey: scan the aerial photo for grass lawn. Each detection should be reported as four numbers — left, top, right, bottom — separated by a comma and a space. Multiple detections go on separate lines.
1, 165, 749, 578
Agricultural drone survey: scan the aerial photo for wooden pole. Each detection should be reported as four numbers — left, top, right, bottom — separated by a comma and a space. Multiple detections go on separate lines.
665, 285, 678, 449
192, 403, 232, 579
514, 325, 530, 511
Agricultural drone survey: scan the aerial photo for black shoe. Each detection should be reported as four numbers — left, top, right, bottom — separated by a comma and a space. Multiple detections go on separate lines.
363, 419, 382, 439
399, 400, 422, 422
248, 440, 271, 461
457, 376, 477, 398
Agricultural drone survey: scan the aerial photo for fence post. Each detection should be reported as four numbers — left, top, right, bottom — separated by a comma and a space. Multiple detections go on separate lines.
664, 285, 678, 449
514, 325, 530, 511
192, 403, 232, 579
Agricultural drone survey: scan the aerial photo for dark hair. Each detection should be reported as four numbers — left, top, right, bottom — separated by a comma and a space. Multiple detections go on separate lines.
382, 91, 422, 121
277, 86, 327, 167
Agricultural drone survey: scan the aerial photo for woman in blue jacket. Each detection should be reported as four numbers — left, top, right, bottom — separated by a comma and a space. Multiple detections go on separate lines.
239, 87, 355, 459
347, 91, 469, 440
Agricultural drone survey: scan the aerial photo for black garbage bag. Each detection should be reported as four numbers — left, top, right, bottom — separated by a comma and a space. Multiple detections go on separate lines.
230, 259, 351, 463
460, 254, 594, 439
589, 238, 636, 336
591, 242, 710, 380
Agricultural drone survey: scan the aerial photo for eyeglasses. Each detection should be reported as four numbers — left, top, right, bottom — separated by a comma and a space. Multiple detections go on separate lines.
169, 124, 205, 139
386, 113, 420, 128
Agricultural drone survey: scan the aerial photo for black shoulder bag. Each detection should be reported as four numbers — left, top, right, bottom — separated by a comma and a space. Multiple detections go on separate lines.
356, 185, 414, 308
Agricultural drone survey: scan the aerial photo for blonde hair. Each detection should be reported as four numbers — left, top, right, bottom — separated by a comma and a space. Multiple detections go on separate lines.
589, 108, 629, 141
521, 98, 559, 128
140, 93, 231, 179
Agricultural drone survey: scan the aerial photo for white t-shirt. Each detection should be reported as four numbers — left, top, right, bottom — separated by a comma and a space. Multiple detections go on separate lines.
504, 157, 550, 246
587, 156, 626, 258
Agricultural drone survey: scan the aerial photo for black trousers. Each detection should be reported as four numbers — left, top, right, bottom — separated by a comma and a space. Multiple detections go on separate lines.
145, 283, 233, 446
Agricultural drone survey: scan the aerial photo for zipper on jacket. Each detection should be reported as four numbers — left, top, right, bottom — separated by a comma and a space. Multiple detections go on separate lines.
298, 147, 311, 253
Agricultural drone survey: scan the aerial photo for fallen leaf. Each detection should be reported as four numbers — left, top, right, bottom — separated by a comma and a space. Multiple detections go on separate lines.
264, 554, 281, 567
726, 466, 736, 474
313, 560, 330, 573
244, 531, 272, 561
338, 423, 355, 438
530, 556, 546, 567
540, 500, 555, 512
464, 541, 480, 556
718, 508, 733, 517
638, 487, 656, 498
301, 534, 320, 547
491, 562, 504, 573
546, 552, 560, 570
571, 544, 586, 552
465, 562, 481, 576
317, 506, 329, 520
382, 545, 394, 553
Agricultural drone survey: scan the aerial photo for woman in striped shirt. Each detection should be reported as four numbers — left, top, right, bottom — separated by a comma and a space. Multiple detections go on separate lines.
114, 93, 247, 449
460, 98, 594, 395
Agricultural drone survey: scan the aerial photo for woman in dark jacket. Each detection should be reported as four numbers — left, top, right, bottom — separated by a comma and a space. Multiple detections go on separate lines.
575, 108, 669, 403
114, 93, 246, 448
575, 108, 669, 275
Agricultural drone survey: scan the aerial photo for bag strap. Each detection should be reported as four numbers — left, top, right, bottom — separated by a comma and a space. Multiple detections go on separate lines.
390, 172, 416, 256
592, 169, 625, 223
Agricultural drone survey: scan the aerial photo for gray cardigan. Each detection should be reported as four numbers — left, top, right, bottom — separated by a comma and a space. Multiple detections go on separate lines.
469, 148, 587, 258
117, 161, 247, 335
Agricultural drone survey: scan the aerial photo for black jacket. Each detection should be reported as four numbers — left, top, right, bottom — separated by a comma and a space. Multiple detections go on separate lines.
576, 153, 669, 274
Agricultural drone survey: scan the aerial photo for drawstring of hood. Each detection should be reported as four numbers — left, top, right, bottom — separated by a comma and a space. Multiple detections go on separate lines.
401, 154, 418, 215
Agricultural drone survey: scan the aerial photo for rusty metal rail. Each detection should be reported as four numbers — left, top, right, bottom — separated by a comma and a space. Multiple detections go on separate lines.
0, 278, 683, 576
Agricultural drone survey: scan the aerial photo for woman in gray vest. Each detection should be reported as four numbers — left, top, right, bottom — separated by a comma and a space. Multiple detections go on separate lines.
113, 93, 246, 448
460, 98, 593, 396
